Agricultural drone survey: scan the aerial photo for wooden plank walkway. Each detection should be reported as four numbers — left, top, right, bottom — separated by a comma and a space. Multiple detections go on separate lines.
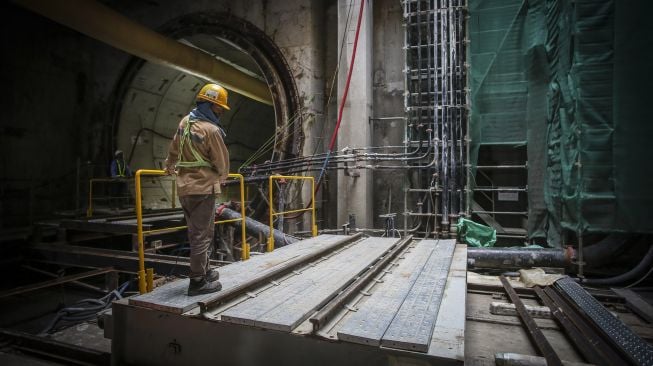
337, 239, 458, 353
219, 237, 400, 331
426, 243, 466, 362
129, 235, 351, 314
381, 239, 455, 351
336, 239, 438, 346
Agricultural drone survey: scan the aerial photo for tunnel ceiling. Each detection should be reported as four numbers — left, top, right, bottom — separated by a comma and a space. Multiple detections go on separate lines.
115, 32, 276, 208
181, 34, 264, 81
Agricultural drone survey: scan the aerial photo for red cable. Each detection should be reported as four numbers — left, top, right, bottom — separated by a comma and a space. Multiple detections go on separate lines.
327, 0, 365, 153
314, 0, 366, 196
282, 0, 365, 219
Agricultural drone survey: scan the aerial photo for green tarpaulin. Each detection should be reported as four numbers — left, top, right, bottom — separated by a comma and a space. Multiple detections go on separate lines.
469, 0, 653, 246
457, 218, 497, 247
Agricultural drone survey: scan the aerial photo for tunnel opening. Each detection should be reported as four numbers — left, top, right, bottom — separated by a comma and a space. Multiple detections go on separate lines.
110, 12, 302, 212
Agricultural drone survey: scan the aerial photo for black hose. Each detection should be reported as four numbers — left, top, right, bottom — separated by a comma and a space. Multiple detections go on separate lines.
582, 233, 631, 267
40, 282, 130, 335
582, 243, 653, 286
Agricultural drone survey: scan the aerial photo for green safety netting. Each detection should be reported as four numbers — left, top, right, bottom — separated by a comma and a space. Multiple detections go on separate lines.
469, 0, 653, 246
457, 218, 497, 247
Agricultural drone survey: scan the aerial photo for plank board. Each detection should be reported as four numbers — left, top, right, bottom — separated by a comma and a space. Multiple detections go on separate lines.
380, 239, 456, 352
219, 237, 400, 331
129, 235, 351, 314
427, 244, 466, 362
336, 240, 438, 346
612, 288, 653, 323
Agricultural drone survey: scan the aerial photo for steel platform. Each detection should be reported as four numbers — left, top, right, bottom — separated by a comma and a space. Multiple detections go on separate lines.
110, 234, 466, 365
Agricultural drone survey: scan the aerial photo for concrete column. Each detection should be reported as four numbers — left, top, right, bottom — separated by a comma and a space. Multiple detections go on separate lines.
336, 0, 373, 228
267, 0, 326, 233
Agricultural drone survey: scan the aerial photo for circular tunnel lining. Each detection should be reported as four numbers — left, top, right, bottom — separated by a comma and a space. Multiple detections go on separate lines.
111, 12, 301, 208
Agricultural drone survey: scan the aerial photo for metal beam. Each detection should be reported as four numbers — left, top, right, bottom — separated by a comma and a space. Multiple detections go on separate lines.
21, 264, 106, 294
0, 267, 113, 299
543, 287, 626, 366
499, 275, 563, 366
612, 288, 653, 324
13, 0, 273, 105
29, 243, 228, 276
534, 286, 608, 366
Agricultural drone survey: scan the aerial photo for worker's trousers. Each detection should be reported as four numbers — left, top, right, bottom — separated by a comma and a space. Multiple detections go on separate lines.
179, 194, 216, 280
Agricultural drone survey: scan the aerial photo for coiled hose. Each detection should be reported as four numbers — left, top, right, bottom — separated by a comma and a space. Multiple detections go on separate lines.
40, 281, 130, 335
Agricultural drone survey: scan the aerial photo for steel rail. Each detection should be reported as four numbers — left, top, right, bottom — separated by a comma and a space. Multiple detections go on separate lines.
534, 286, 608, 366
543, 287, 626, 365
309, 235, 414, 332
499, 275, 563, 366
198, 233, 363, 313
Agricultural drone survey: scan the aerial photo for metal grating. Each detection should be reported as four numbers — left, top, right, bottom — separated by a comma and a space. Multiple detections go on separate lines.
555, 277, 653, 366
380, 239, 455, 352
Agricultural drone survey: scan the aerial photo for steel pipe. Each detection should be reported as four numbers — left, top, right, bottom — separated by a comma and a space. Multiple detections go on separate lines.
217, 207, 298, 248
14, 0, 272, 105
467, 247, 574, 270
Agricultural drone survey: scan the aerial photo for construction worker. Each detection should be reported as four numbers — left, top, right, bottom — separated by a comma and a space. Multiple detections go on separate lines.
110, 150, 132, 178
165, 83, 230, 296
109, 150, 132, 209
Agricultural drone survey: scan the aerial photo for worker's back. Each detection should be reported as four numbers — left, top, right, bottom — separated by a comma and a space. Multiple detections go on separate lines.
166, 115, 230, 196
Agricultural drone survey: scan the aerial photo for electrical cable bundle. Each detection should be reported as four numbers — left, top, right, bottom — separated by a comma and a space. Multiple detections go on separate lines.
40, 281, 130, 335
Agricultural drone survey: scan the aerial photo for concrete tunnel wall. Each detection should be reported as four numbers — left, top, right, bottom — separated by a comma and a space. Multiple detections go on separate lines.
1, 0, 407, 232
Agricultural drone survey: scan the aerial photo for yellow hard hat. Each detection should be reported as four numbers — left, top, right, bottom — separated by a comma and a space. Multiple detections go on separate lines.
196, 83, 230, 110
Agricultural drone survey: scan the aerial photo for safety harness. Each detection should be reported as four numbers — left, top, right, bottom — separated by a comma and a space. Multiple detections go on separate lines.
116, 160, 126, 177
175, 119, 212, 169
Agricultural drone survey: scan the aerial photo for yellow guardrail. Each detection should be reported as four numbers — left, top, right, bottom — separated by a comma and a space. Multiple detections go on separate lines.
87, 177, 176, 217
267, 175, 317, 252
135, 169, 249, 294
87, 178, 134, 217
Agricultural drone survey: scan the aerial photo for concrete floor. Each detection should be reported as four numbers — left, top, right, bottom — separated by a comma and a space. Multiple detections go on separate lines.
50, 321, 111, 353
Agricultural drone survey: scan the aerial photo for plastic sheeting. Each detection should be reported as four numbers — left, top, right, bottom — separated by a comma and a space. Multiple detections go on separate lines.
457, 218, 497, 247
469, 0, 653, 246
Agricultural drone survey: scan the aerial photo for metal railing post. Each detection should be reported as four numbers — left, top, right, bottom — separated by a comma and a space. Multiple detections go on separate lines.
87, 180, 94, 217
135, 170, 146, 294
312, 178, 317, 237
268, 175, 275, 252
267, 175, 317, 253
134, 170, 250, 294
134, 169, 165, 294
227, 173, 249, 260
171, 179, 176, 209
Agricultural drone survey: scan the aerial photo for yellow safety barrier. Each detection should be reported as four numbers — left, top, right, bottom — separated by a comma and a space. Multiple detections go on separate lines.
87, 177, 176, 217
87, 178, 134, 217
267, 175, 317, 252
135, 169, 249, 294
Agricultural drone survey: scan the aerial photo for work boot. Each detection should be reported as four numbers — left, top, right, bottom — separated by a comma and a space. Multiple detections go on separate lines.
205, 269, 220, 282
187, 277, 222, 296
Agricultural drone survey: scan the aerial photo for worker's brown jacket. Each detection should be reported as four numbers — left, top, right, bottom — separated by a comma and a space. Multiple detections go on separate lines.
165, 115, 230, 196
